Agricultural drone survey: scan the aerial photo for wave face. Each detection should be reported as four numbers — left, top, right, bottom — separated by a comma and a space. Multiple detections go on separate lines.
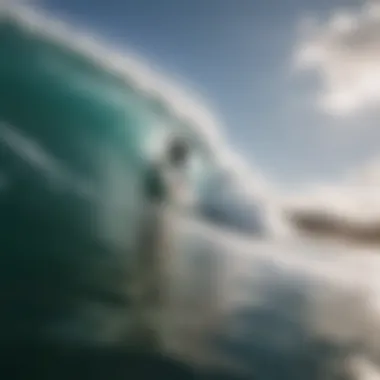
2, 5, 380, 380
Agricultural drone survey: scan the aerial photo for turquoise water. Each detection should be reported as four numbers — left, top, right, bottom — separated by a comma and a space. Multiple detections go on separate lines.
3, 7, 380, 380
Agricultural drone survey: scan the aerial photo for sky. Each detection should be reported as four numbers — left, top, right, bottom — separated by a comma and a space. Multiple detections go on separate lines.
33, 0, 377, 185
18, 0, 380, 222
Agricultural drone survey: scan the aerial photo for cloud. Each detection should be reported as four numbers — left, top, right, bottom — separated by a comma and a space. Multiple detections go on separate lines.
284, 156, 380, 239
295, 1, 380, 116
289, 1, 380, 241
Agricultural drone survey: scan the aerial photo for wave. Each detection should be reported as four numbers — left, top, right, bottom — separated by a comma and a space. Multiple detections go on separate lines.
2, 4, 380, 380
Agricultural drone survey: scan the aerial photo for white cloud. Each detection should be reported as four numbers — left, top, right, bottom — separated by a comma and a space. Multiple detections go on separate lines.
295, 1, 380, 116
285, 156, 380, 224
289, 1, 380, 230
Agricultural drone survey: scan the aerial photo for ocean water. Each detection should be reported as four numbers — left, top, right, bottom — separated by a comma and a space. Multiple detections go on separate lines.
1, 4, 380, 380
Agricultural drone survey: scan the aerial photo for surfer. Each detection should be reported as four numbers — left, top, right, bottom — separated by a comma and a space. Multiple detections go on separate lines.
131, 136, 192, 352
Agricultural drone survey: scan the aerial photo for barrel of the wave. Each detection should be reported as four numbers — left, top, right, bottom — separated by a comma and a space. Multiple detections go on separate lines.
0, 7, 211, 365
0, 14, 173, 349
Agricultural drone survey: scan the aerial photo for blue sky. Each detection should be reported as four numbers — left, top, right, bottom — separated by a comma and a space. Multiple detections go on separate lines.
38, 0, 380, 192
